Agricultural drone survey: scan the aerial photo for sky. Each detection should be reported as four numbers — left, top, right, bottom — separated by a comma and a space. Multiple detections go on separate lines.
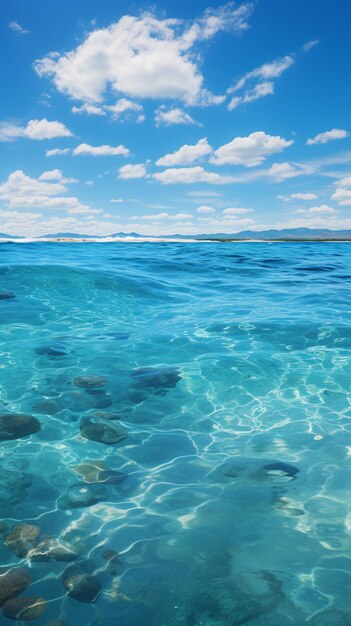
0, 0, 350, 236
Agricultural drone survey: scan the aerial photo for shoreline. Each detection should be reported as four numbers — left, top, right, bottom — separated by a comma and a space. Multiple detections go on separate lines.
1, 237, 351, 244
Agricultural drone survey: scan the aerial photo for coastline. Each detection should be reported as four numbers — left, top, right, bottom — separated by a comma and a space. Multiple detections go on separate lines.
1, 237, 351, 243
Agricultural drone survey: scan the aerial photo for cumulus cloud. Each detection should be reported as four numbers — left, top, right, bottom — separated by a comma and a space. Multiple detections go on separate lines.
307, 204, 335, 214
46, 148, 70, 156
156, 138, 212, 166
222, 207, 253, 214
105, 98, 143, 119
118, 163, 148, 179
196, 205, 216, 213
9, 21, 30, 35
280, 192, 318, 201
72, 103, 106, 115
0, 118, 72, 141
0, 169, 94, 215
267, 162, 303, 181
306, 128, 349, 145
227, 55, 294, 110
153, 166, 231, 184
211, 131, 293, 167
154, 106, 198, 126
334, 176, 351, 187
72, 143, 129, 157
71, 98, 144, 121
130, 212, 192, 220
34, 5, 252, 107
39, 169, 64, 181
331, 188, 351, 206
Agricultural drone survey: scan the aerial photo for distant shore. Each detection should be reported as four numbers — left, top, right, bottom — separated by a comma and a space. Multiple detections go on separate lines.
1, 237, 351, 244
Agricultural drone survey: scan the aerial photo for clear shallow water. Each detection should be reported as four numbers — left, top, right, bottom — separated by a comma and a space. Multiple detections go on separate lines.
0, 242, 351, 625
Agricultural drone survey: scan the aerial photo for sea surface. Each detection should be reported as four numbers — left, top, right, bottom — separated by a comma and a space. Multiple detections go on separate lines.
0, 242, 351, 625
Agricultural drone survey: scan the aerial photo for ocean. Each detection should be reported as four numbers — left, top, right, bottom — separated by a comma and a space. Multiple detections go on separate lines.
0, 242, 350, 625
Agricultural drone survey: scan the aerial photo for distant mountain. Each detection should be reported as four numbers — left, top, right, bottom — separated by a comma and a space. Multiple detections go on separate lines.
1, 228, 351, 241
39, 232, 100, 239
0, 232, 23, 239
197, 228, 351, 240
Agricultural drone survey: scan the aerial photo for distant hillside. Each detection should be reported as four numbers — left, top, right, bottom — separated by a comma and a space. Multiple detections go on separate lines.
1, 228, 351, 241
197, 228, 351, 240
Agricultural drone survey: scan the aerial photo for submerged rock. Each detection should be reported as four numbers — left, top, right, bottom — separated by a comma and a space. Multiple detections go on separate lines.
91, 411, 121, 421
0, 567, 31, 606
211, 457, 299, 484
262, 461, 299, 481
2, 596, 47, 621
32, 399, 61, 415
58, 483, 108, 509
0, 291, 16, 300
6, 525, 41, 558
0, 413, 41, 441
62, 566, 101, 603
35, 343, 66, 357
28, 536, 80, 562
74, 376, 107, 389
5, 525, 79, 561
102, 550, 119, 563
130, 366, 181, 390
80, 415, 128, 445
74, 460, 127, 484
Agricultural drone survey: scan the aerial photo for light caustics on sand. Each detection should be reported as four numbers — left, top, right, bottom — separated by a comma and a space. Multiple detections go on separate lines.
0, 242, 350, 625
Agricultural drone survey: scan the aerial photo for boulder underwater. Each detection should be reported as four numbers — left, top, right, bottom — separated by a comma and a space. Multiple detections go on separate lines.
80, 415, 128, 445
62, 565, 101, 603
0, 413, 41, 441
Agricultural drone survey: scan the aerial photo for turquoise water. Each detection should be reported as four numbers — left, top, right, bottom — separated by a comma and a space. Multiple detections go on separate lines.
0, 242, 351, 625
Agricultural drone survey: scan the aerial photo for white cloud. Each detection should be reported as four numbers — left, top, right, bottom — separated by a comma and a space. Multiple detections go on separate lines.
198, 216, 255, 229
72, 103, 106, 115
72, 143, 129, 157
153, 166, 230, 184
46, 148, 70, 157
211, 131, 293, 167
222, 207, 253, 214
334, 176, 351, 187
0, 170, 91, 215
188, 191, 222, 198
196, 205, 216, 213
34, 5, 252, 106
105, 98, 143, 119
0, 118, 72, 142
71, 98, 143, 121
228, 81, 274, 110
307, 129, 349, 145
267, 162, 303, 181
308, 204, 335, 214
118, 163, 148, 179
302, 39, 320, 53
227, 55, 294, 110
331, 188, 351, 206
154, 106, 198, 126
280, 192, 318, 201
39, 169, 63, 181
130, 212, 192, 220
9, 21, 30, 35
156, 138, 212, 166
110, 198, 124, 203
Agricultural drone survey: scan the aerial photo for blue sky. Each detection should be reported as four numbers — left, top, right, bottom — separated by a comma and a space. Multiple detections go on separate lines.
0, 0, 350, 236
